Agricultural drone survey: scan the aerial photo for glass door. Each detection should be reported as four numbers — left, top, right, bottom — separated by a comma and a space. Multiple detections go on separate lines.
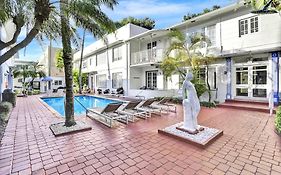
252, 66, 267, 98
235, 67, 249, 97
235, 65, 267, 99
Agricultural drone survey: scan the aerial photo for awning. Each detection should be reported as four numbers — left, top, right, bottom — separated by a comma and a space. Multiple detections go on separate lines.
41, 76, 53, 81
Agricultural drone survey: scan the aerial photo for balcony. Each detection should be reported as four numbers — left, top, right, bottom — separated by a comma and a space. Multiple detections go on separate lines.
131, 48, 165, 66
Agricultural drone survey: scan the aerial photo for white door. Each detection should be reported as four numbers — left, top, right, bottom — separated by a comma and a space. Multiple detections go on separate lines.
234, 64, 268, 100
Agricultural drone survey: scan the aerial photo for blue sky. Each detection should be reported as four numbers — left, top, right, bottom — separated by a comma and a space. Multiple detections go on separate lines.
18, 0, 237, 61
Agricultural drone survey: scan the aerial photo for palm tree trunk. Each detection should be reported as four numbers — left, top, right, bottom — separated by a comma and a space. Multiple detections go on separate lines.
78, 29, 86, 94
60, 0, 76, 127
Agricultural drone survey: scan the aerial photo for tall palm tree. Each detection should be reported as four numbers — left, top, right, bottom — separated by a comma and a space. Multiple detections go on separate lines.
58, 0, 117, 127
78, 29, 86, 94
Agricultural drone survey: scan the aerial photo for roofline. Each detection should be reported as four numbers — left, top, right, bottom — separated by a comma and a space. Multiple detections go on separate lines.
125, 29, 169, 42
168, 1, 246, 29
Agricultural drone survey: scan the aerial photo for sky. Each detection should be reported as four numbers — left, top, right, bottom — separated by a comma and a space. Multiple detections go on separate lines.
18, 0, 237, 61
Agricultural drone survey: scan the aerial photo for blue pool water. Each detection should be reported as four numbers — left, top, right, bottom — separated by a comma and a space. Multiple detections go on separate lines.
41, 95, 120, 116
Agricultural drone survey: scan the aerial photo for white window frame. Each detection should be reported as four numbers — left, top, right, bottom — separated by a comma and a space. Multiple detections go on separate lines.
239, 16, 259, 37
112, 46, 122, 62
96, 74, 107, 88
112, 72, 122, 89
146, 70, 157, 89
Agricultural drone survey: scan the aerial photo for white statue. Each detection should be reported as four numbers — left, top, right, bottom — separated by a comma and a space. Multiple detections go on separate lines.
180, 72, 203, 134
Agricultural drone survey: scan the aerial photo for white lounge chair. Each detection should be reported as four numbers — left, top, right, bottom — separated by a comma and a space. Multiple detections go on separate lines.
86, 103, 129, 128
118, 100, 150, 122
137, 99, 162, 116
151, 97, 177, 113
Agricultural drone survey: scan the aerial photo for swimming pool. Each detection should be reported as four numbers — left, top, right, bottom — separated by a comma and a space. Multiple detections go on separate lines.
41, 95, 121, 116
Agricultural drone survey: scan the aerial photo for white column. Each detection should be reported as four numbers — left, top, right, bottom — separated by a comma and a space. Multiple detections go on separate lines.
271, 52, 279, 104
226, 57, 232, 99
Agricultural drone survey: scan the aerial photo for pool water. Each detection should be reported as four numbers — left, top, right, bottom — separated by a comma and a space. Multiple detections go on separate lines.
41, 95, 120, 116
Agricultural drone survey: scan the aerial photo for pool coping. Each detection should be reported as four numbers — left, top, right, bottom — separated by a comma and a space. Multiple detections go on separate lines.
39, 94, 129, 118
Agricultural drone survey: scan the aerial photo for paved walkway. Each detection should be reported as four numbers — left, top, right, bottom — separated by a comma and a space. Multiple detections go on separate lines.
0, 96, 281, 175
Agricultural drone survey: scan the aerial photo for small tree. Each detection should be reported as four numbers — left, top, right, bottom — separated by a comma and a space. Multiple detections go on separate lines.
160, 29, 216, 100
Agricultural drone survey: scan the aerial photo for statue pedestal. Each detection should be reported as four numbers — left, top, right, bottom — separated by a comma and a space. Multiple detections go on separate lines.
176, 124, 204, 134
158, 122, 223, 148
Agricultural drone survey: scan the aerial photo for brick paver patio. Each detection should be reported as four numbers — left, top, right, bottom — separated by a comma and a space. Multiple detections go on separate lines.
0, 96, 281, 175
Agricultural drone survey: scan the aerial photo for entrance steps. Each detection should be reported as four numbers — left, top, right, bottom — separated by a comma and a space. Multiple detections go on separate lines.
218, 99, 276, 114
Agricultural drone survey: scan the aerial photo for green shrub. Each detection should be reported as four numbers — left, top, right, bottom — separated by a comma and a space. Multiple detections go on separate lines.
200, 101, 216, 108
0, 102, 12, 113
33, 90, 40, 95
275, 106, 281, 134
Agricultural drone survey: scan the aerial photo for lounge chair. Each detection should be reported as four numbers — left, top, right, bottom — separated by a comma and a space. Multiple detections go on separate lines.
151, 97, 177, 113
118, 100, 150, 122
137, 98, 162, 115
86, 103, 129, 128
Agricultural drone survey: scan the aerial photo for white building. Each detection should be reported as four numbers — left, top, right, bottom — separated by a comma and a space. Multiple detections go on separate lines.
0, 21, 16, 100
38, 46, 65, 92
74, 23, 149, 95
74, 2, 281, 103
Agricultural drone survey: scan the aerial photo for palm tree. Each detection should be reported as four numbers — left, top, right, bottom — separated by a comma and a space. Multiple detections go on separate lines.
58, 0, 117, 127
13, 62, 45, 93
2, 0, 117, 127
13, 65, 31, 94
245, 0, 280, 13
78, 29, 86, 94
28, 62, 46, 88
160, 29, 216, 99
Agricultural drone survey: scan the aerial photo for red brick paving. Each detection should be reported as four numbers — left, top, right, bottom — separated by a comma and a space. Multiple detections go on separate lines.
0, 95, 281, 175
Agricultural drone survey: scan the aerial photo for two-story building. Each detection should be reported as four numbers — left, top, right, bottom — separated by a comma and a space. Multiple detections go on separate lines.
170, 2, 281, 103
75, 2, 281, 103
73, 23, 149, 95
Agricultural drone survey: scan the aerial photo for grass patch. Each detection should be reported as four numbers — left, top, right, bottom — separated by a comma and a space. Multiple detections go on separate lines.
275, 106, 281, 134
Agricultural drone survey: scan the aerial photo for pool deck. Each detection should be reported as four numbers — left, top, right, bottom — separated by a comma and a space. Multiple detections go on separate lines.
0, 95, 281, 175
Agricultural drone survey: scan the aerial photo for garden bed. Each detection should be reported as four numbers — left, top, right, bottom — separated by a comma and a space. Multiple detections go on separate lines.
50, 121, 92, 136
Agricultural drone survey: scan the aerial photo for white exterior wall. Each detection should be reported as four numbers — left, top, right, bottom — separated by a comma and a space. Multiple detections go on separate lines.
74, 24, 149, 95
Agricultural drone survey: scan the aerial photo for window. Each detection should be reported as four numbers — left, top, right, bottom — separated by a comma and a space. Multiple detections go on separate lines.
236, 67, 248, 84
197, 68, 206, 84
112, 72, 122, 89
96, 74, 106, 88
58, 80, 62, 85
239, 19, 248, 36
146, 71, 157, 89
33, 81, 40, 89
82, 60, 87, 68
147, 41, 157, 50
207, 25, 216, 46
239, 16, 259, 37
96, 52, 106, 66
113, 46, 122, 62
54, 80, 58, 85
253, 66, 267, 85
18, 78, 22, 83
250, 17, 258, 33
89, 58, 92, 66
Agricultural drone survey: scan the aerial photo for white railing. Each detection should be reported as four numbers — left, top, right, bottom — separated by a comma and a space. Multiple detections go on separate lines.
131, 48, 164, 65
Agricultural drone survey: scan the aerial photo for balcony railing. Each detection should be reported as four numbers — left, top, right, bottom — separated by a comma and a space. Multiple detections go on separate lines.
131, 48, 164, 65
